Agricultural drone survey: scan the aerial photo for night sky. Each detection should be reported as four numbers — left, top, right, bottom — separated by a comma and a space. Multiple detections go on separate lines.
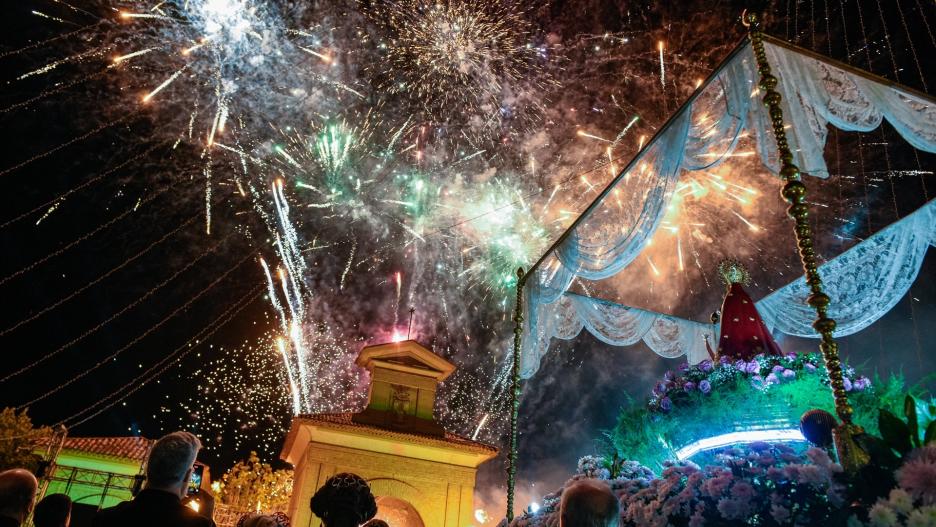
1, 0, 935, 518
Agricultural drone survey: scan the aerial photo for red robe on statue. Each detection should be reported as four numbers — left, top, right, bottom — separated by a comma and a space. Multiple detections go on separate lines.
711, 282, 783, 361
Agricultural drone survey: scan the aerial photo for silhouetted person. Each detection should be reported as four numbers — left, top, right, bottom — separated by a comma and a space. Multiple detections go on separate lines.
0, 469, 37, 527
33, 493, 72, 527
92, 431, 214, 527
310, 473, 377, 527
559, 480, 620, 527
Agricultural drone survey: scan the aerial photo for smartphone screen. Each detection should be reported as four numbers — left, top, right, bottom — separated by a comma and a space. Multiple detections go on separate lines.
188, 463, 204, 495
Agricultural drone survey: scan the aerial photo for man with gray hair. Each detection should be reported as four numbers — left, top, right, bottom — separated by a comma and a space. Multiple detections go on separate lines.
559, 479, 620, 527
0, 469, 38, 527
92, 431, 214, 527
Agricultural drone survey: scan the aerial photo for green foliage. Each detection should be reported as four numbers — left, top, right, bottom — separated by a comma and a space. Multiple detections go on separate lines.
218, 452, 293, 512
875, 394, 936, 457
612, 373, 913, 469
0, 407, 51, 472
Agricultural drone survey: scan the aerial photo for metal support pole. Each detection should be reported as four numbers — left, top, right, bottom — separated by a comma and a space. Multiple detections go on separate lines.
506, 267, 525, 523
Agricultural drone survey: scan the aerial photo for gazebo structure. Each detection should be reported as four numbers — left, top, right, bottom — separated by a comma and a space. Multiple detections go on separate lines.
39, 436, 153, 509
280, 339, 497, 527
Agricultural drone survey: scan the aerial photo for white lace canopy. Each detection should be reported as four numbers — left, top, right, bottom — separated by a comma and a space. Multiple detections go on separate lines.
521, 39, 936, 379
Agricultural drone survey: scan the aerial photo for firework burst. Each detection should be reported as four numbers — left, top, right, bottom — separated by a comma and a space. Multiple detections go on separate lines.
364, 0, 549, 140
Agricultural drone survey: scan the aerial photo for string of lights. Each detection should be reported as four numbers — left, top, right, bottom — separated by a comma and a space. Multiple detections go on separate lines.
0, 186, 169, 287
0, 213, 199, 337
0, 238, 226, 384
0, 112, 139, 178
60, 285, 264, 429
15, 250, 256, 410
0, 143, 165, 230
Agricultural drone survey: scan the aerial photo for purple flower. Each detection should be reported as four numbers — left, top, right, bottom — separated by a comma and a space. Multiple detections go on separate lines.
684, 381, 696, 392
771, 364, 785, 374
745, 361, 759, 374
660, 397, 673, 412
698, 380, 712, 394
843, 377, 853, 391
734, 360, 746, 371
664, 370, 676, 382
804, 363, 817, 373
782, 369, 795, 380
699, 359, 713, 372
652, 381, 668, 396
853, 376, 871, 391
785, 352, 798, 360
719, 355, 730, 365
678, 362, 690, 372
765, 373, 779, 385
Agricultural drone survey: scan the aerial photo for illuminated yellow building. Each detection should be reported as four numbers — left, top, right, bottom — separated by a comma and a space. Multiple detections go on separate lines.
280, 340, 498, 527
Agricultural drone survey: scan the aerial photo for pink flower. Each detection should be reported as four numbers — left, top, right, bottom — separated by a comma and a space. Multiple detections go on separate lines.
806, 448, 838, 471
701, 474, 732, 498
730, 481, 755, 499
717, 497, 752, 520
688, 510, 706, 527
770, 504, 790, 523
897, 447, 936, 505
796, 464, 828, 488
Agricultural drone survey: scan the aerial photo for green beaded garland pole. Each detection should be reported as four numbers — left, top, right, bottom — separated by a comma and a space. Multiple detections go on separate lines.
506, 267, 525, 523
745, 11, 869, 472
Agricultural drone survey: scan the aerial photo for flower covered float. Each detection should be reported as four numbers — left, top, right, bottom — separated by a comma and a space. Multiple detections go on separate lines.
613, 261, 896, 469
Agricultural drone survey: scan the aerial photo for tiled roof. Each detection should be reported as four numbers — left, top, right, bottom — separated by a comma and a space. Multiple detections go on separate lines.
295, 413, 498, 455
58, 436, 154, 462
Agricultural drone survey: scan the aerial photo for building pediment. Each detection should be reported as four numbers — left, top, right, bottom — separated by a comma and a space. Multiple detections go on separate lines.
356, 340, 455, 381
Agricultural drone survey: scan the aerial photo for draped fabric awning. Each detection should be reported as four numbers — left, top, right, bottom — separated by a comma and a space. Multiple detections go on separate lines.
520, 36, 936, 379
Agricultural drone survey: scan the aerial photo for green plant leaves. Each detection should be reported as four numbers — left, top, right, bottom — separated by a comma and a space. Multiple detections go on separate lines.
925, 420, 936, 446
904, 395, 920, 448
879, 409, 912, 455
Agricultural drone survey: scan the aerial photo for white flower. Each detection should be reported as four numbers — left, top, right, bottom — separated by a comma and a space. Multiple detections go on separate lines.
906, 509, 935, 527
890, 488, 915, 515
868, 503, 899, 527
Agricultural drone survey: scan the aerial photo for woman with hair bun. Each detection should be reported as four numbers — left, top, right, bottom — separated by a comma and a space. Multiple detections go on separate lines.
309, 473, 377, 527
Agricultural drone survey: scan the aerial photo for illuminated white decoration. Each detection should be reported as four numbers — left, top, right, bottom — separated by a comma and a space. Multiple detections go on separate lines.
674, 428, 806, 460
